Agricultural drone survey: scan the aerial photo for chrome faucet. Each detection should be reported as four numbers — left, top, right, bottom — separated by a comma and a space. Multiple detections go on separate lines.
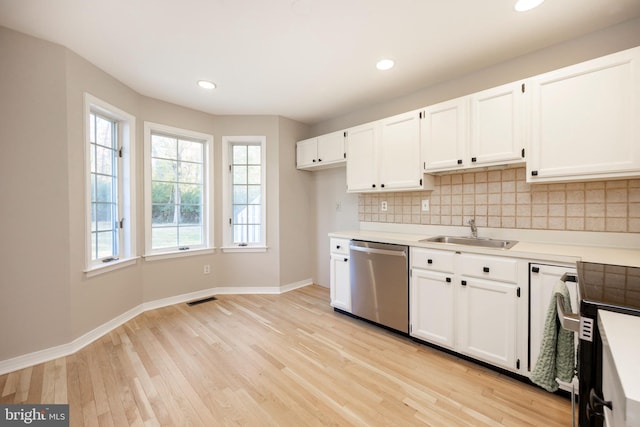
468, 218, 478, 238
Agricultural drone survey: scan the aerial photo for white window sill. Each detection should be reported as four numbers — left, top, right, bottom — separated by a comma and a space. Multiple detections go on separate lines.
221, 246, 268, 253
84, 257, 139, 278
143, 247, 216, 262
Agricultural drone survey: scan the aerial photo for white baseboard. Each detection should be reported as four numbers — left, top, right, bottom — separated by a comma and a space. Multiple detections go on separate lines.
0, 280, 313, 376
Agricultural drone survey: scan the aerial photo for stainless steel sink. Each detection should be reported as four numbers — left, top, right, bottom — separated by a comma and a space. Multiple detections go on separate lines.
420, 235, 518, 249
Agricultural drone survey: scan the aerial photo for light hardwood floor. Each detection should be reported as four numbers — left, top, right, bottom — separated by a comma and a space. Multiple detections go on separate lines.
0, 285, 571, 426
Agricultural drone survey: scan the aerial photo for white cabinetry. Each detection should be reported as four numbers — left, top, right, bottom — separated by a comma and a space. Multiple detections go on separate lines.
296, 131, 345, 170
346, 111, 432, 193
329, 238, 351, 312
528, 46, 640, 182
410, 248, 456, 349
379, 111, 423, 190
469, 82, 526, 167
345, 121, 378, 192
421, 97, 467, 171
421, 81, 526, 173
458, 253, 519, 369
529, 263, 579, 391
410, 248, 523, 372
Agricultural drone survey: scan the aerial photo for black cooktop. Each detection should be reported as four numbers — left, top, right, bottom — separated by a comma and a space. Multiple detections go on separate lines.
577, 261, 640, 316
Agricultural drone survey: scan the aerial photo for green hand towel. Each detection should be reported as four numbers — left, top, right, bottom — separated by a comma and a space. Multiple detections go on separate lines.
531, 280, 576, 392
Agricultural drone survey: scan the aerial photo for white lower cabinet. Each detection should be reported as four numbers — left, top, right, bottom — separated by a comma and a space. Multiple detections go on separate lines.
329, 238, 351, 312
410, 268, 455, 349
457, 277, 517, 369
410, 247, 523, 372
529, 263, 579, 392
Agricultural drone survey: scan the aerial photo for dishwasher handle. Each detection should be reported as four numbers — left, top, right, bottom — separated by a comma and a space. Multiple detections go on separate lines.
349, 244, 407, 258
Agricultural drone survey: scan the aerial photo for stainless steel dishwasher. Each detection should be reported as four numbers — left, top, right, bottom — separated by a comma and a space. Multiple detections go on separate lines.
349, 240, 409, 334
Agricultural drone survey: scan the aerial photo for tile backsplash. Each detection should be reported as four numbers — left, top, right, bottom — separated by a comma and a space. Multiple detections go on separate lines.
358, 167, 640, 233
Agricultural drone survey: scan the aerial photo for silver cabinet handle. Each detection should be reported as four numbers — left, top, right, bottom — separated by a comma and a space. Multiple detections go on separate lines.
556, 294, 580, 333
349, 245, 407, 257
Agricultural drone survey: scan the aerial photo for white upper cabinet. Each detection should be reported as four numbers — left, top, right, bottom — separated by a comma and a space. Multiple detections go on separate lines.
345, 121, 378, 192
296, 130, 345, 170
421, 97, 467, 171
346, 111, 432, 193
378, 111, 423, 190
469, 82, 526, 167
296, 137, 317, 168
421, 82, 526, 173
528, 46, 640, 182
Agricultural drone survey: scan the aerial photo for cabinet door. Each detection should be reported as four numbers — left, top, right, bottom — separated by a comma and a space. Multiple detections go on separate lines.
330, 253, 351, 312
529, 264, 578, 390
457, 278, 517, 369
528, 46, 640, 182
421, 97, 467, 172
379, 111, 423, 190
469, 82, 525, 166
317, 131, 345, 165
296, 137, 317, 169
346, 122, 378, 192
410, 269, 455, 349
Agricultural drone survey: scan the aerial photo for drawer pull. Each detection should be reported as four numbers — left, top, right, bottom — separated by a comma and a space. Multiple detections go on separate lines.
446, 277, 451, 283
336, 245, 341, 249
343, 258, 348, 262
427, 259, 433, 264
461, 280, 467, 286
483, 267, 490, 273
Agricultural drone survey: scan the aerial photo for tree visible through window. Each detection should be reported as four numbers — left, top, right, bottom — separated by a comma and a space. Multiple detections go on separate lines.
85, 93, 136, 273
89, 112, 120, 261
150, 133, 205, 250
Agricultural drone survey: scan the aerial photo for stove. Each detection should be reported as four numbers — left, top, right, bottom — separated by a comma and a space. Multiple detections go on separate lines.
576, 261, 640, 426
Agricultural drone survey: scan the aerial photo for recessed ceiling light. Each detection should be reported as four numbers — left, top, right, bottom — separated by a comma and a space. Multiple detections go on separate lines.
376, 59, 395, 71
514, 0, 544, 12
197, 80, 216, 90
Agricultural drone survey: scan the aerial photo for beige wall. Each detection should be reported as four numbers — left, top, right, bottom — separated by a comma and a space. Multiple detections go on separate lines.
64, 49, 144, 339
277, 117, 314, 285
312, 168, 359, 287
0, 27, 314, 363
310, 18, 640, 136
0, 27, 72, 359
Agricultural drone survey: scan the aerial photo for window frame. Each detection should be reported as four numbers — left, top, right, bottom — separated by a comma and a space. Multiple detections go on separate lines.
143, 122, 214, 260
222, 136, 267, 252
83, 93, 137, 276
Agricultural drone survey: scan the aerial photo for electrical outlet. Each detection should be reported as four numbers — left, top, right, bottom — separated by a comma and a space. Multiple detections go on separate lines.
381, 201, 388, 212
421, 199, 430, 212
203, 264, 210, 274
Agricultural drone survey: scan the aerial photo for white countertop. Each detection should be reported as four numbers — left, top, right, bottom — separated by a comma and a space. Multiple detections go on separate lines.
329, 229, 640, 267
598, 310, 640, 423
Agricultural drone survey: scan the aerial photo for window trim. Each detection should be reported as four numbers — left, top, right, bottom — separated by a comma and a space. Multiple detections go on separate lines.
143, 122, 214, 259
222, 135, 267, 252
83, 93, 137, 275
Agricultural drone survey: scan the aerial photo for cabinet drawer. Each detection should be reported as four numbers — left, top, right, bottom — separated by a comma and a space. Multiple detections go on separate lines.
330, 238, 350, 255
411, 247, 455, 273
460, 253, 518, 283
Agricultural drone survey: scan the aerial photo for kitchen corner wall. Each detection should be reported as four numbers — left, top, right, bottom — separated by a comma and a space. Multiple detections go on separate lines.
359, 167, 640, 233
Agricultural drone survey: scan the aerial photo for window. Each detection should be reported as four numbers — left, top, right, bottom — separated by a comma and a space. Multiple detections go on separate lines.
222, 136, 266, 251
84, 94, 136, 274
144, 122, 213, 258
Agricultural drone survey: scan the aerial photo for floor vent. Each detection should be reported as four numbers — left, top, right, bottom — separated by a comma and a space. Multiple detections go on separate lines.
186, 296, 218, 306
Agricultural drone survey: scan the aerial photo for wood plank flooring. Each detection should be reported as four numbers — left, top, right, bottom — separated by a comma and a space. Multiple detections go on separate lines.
0, 285, 572, 426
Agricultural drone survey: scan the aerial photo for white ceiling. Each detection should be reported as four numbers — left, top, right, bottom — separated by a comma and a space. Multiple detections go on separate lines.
1, 0, 640, 125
